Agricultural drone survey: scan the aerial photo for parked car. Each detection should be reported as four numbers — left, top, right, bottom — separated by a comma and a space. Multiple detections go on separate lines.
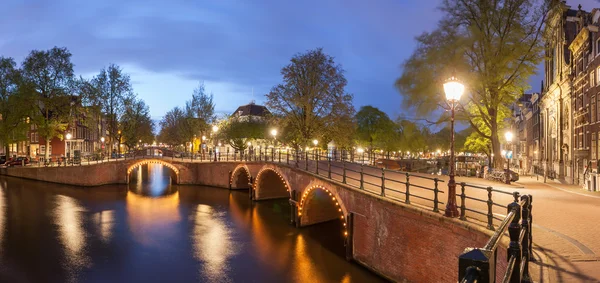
0, 155, 6, 165
5, 157, 29, 167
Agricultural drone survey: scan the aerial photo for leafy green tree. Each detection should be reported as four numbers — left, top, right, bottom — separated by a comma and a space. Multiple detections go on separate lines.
158, 107, 187, 147
22, 47, 76, 159
266, 48, 355, 148
355, 106, 397, 155
0, 57, 30, 156
396, 0, 555, 167
121, 97, 154, 150
219, 118, 267, 151
397, 119, 427, 155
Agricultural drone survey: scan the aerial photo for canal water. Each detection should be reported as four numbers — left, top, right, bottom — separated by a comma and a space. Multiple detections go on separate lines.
0, 164, 386, 283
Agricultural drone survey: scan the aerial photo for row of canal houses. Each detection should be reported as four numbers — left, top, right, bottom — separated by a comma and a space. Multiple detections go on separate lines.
511, 2, 600, 191
1, 101, 268, 162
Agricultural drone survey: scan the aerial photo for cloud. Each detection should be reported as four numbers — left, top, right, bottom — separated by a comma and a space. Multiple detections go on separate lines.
0, 0, 444, 118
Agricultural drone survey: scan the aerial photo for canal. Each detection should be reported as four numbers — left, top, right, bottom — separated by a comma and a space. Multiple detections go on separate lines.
0, 163, 386, 282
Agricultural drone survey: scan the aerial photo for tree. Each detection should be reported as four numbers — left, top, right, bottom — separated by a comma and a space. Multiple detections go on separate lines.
464, 131, 492, 164
0, 57, 30, 156
396, 0, 556, 167
266, 48, 355, 148
158, 107, 187, 147
397, 119, 427, 155
121, 97, 154, 150
22, 47, 75, 159
82, 64, 134, 154
219, 118, 267, 151
355, 106, 397, 155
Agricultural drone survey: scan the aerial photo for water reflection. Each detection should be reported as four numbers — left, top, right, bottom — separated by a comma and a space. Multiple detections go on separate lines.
54, 195, 90, 282
191, 204, 237, 282
92, 210, 115, 243
0, 172, 386, 283
129, 163, 176, 197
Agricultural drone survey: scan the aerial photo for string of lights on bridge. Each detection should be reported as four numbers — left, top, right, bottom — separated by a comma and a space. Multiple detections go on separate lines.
299, 185, 347, 237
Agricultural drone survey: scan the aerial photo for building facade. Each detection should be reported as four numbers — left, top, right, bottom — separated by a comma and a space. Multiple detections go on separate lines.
538, 3, 600, 190
540, 3, 579, 184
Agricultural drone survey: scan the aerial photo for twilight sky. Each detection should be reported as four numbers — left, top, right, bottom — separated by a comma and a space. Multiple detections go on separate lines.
0, 0, 598, 121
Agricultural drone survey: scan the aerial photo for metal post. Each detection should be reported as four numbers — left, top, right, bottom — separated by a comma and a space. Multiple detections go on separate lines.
405, 172, 410, 204
507, 192, 522, 283
381, 168, 385, 196
528, 195, 533, 261
228, 171, 232, 190
433, 178, 439, 212
360, 164, 364, 190
278, 149, 281, 163
445, 101, 459, 217
460, 183, 467, 220
328, 157, 332, 179
520, 195, 532, 282
287, 151, 289, 164
486, 187, 494, 230
315, 152, 319, 174
227, 147, 229, 161
342, 161, 346, 184
305, 151, 308, 171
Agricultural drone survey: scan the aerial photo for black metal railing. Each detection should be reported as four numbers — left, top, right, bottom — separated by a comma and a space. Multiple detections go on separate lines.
458, 192, 533, 283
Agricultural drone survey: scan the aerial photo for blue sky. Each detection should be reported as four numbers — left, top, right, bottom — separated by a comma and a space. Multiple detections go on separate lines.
0, 0, 598, 121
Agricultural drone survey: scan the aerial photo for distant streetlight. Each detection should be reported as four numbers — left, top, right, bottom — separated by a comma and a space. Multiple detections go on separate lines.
313, 139, 318, 146
100, 137, 105, 143
212, 125, 219, 133
443, 76, 464, 218
271, 129, 278, 138
66, 133, 72, 140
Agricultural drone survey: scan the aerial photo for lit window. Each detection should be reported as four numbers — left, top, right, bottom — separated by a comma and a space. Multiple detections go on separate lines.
592, 71, 596, 87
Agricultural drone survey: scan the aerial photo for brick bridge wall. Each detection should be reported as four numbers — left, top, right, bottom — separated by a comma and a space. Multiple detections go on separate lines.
0, 160, 506, 282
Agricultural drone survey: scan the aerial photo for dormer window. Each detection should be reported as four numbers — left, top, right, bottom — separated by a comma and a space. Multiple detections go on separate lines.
596, 38, 600, 57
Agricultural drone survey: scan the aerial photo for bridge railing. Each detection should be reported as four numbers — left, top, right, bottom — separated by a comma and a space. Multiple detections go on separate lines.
21, 147, 521, 229
458, 193, 533, 283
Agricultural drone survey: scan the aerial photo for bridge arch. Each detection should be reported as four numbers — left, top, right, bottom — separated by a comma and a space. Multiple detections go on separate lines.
298, 185, 348, 237
126, 159, 180, 184
253, 166, 291, 200
230, 164, 252, 189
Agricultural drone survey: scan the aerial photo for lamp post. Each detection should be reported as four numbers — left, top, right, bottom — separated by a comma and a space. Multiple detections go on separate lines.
505, 131, 513, 184
66, 132, 72, 164
313, 139, 319, 158
201, 135, 207, 160
271, 129, 278, 146
212, 126, 219, 161
443, 76, 464, 218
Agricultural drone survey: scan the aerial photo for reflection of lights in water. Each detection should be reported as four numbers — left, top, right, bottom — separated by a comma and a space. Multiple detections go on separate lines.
129, 164, 175, 197
126, 191, 180, 246
54, 195, 89, 282
192, 204, 237, 281
92, 210, 115, 243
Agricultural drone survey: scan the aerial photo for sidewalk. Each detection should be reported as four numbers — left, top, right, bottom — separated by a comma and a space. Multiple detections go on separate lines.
509, 175, 600, 282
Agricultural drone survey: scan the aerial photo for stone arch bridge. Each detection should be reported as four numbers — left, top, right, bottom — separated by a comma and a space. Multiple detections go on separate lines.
0, 158, 505, 282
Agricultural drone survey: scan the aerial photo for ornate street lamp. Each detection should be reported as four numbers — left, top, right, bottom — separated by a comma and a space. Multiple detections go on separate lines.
443, 76, 464, 218
505, 131, 513, 184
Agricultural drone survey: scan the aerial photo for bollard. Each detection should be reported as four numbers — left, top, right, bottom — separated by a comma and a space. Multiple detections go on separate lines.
433, 178, 439, 212
528, 195, 533, 261
486, 187, 494, 230
405, 173, 410, 204
328, 157, 332, 179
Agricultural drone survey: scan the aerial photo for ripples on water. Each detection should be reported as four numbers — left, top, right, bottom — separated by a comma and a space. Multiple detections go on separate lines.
0, 164, 386, 283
